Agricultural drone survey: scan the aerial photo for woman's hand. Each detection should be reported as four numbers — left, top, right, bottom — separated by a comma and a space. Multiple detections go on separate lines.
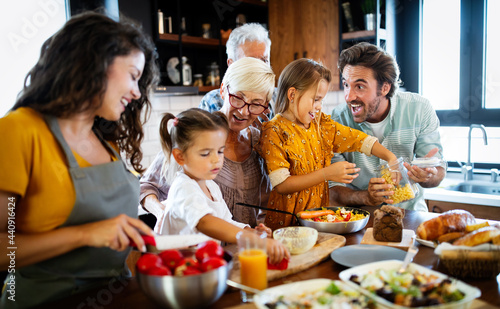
266, 238, 290, 264
79, 214, 153, 252
324, 162, 360, 183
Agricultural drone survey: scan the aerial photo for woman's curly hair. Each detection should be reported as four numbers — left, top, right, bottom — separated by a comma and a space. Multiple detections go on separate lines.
13, 11, 160, 173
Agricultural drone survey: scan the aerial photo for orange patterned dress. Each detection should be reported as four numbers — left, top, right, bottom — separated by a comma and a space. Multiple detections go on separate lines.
257, 113, 376, 230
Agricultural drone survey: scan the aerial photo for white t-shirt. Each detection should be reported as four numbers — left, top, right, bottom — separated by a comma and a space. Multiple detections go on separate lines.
366, 115, 389, 141
158, 172, 248, 235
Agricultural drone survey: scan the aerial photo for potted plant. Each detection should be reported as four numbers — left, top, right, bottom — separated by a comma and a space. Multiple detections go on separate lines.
361, 0, 376, 31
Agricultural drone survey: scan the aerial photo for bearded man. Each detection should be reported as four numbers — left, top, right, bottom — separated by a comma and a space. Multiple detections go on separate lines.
330, 42, 446, 212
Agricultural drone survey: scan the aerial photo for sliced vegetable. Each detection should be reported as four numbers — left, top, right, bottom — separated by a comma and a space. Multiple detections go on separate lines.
297, 209, 335, 219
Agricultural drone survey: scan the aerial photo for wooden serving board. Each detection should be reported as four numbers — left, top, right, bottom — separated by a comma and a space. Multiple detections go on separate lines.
360, 228, 416, 251
226, 232, 346, 283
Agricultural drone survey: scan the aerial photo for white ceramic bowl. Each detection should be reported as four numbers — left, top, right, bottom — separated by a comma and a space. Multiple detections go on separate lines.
273, 226, 318, 254
339, 260, 481, 309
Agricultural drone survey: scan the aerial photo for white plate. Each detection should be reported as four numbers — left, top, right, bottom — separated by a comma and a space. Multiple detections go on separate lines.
416, 237, 437, 248
253, 279, 370, 309
339, 260, 481, 309
330, 244, 407, 268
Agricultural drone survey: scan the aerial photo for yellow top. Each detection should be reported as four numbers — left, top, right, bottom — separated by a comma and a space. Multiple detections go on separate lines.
0, 107, 113, 233
257, 113, 376, 230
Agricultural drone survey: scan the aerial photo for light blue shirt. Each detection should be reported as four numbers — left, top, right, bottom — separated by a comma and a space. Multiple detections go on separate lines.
331, 92, 444, 211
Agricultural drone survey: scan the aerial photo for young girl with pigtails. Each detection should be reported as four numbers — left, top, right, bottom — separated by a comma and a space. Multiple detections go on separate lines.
156, 108, 289, 264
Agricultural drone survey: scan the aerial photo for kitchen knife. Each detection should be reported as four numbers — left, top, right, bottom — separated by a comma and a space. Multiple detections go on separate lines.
131, 233, 213, 252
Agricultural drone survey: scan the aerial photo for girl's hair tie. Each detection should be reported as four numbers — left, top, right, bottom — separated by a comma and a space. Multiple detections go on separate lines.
172, 117, 179, 126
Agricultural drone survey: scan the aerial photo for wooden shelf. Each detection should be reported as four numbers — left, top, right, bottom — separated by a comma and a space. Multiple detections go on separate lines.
239, 0, 268, 7
198, 86, 219, 93
342, 30, 376, 40
159, 33, 220, 47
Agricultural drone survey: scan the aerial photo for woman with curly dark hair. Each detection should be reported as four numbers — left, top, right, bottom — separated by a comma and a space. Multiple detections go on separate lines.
0, 11, 159, 308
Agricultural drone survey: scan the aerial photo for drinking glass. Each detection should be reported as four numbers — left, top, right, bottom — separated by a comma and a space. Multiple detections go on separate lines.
236, 230, 267, 302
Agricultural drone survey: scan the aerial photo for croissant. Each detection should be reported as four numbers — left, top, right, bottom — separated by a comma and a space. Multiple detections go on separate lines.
416, 210, 476, 241
453, 226, 500, 246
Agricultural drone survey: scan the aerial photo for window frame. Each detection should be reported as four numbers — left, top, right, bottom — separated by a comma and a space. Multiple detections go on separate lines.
432, 0, 500, 127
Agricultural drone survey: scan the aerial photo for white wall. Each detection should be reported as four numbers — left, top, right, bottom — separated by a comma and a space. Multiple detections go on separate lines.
0, 0, 67, 117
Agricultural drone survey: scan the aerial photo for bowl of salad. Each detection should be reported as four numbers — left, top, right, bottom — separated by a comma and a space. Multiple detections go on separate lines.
297, 206, 370, 234
254, 279, 376, 309
339, 260, 481, 309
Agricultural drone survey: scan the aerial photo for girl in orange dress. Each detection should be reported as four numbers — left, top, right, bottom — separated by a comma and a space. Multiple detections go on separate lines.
257, 59, 397, 230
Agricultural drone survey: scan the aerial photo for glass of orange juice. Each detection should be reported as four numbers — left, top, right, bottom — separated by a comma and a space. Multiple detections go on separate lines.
236, 230, 267, 302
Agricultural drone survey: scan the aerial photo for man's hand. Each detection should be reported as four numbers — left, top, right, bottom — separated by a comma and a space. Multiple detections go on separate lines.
367, 177, 394, 206
404, 148, 441, 184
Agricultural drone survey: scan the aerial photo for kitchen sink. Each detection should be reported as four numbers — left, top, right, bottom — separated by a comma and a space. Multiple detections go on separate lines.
445, 180, 500, 195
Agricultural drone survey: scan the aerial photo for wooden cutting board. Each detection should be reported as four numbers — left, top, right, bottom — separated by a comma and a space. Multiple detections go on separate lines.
226, 232, 345, 283
360, 228, 416, 250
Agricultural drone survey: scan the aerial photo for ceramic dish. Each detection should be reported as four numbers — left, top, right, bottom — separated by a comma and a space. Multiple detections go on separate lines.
330, 244, 407, 268
299, 207, 370, 234
254, 279, 373, 309
339, 260, 481, 309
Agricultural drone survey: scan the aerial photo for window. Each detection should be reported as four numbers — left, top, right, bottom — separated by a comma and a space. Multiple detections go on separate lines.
485, 0, 500, 109
422, 0, 499, 167
0, 1, 68, 117
422, 0, 499, 127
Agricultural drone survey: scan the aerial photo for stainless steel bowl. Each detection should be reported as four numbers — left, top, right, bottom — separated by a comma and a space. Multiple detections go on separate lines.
298, 207, 370, 234
136, 250, 233, 309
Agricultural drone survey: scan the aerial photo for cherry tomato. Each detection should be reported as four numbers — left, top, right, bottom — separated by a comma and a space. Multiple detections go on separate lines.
136, 253, 162, 274
174, 257, 201, 276
147, 265, 172, 276
200, 257, 227, 272
159, 249, 184, 270
195, 240, 224, 263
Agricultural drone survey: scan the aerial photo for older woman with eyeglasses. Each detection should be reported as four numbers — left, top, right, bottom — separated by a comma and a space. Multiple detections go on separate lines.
140, 57, 275, 231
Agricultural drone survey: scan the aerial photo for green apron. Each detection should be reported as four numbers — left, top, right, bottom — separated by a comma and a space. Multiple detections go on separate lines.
1, 115, 139, 308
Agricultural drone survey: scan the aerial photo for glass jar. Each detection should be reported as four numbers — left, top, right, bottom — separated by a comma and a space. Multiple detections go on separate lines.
376, 157, 419, 204
193, 74, 203, 87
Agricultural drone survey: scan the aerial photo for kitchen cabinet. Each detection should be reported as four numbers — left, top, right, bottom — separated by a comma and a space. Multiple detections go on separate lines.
338, 0, 396, 87
268, 0, 340, 90
151, 0, 268, 92
426, 199, 500, 221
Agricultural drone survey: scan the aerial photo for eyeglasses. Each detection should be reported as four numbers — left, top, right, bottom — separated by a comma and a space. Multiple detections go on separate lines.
226, 86, 268, 115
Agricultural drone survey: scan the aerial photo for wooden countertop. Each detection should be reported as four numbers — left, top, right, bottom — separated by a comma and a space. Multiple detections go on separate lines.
40, 206, 500, 308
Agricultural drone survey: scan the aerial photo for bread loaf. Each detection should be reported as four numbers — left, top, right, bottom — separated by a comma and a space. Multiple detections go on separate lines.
453, 226, 500, 246
373, 205, 404, 242
416, 210, 476, 241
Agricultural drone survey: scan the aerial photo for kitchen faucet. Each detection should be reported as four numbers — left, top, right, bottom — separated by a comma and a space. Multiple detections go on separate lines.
463, 124, 488, 181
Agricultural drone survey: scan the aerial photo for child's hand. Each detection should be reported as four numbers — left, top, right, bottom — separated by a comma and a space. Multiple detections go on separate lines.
267, 238, 290, 264
255, 223, 272, 238
325, 162, 360, 183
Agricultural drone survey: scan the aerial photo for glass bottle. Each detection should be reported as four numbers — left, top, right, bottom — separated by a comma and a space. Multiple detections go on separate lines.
205, 62, 220, 86
182, 57, 192, 86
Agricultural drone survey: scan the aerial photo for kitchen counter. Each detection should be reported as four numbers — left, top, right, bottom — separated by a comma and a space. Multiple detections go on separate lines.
424, 171, 500, 207
40, 207, 500, 308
